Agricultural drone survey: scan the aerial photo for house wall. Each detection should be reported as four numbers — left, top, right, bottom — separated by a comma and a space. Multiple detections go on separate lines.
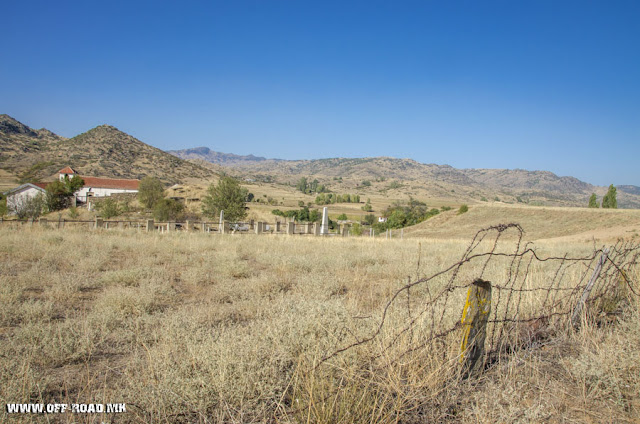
7, 187, 45, 214
76, 187, 138, 202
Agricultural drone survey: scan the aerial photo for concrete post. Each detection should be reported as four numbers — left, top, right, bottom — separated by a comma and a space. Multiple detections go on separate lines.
320, 207, 329, 235
335, 224, 340, 234
95, 218, 103, 229
287, 221, 295, 235
314, 222, 320, 236
118, 221, 124, 229
221, 221, 229, 234
168, 222, 176, 232
256, 222, 263, 234
186, 221, 191, 232
39, 218, 48, 227
146, 219, 154, 232
201, 222, 206, 232
304, 223, 311, 234
342, 226, 348, 237
275, 221, 281, 232
249, 219, 254, 230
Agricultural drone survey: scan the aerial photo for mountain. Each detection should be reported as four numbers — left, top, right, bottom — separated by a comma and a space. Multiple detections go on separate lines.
618, 185, 640, 196
0, 115, 216, 185
168, 146, 271, 165
168, 147, 640, 208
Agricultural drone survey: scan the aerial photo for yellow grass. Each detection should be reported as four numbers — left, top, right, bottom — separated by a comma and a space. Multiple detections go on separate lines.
0, 226, 638, 423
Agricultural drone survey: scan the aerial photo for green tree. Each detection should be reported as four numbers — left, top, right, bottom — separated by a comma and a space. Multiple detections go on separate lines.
337, 213, 348, 220
364, 214, 376, 226
588, 193, 599, 208
45, 181, 70, 211
201, 176, 248, 221
601, 185, 617, 209
44, 175, 85, 211
296, 177, 308, 193
138, 177, 165, 209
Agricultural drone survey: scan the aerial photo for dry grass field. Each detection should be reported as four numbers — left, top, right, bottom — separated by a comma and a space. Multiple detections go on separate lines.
1, 223, 639, 423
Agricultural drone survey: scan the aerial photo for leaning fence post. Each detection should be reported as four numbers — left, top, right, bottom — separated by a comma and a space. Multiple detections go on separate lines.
572, 248, 610, 328
460, 279, 492, 379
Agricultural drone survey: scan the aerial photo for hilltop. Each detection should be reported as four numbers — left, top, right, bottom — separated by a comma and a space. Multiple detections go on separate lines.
0, 115, 216, 187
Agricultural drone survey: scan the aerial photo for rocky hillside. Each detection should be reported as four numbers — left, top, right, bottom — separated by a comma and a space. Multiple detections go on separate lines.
0, 115, 216, 185
169, 147, 640, 208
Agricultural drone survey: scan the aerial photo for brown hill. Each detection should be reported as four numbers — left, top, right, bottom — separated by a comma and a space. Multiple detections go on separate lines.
0, 115, 216, 186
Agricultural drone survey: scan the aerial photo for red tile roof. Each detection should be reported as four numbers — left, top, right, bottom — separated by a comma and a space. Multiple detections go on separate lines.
80, 176, 139, 190
58, 166, 77, 174
33, 182, 49, 189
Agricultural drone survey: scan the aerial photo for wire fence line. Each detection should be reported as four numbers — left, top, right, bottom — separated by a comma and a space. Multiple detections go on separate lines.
316, 223, 640, 373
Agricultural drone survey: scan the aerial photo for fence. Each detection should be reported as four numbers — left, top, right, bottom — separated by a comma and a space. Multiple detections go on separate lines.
311, 223, 639, 393
0, 217, 356, 236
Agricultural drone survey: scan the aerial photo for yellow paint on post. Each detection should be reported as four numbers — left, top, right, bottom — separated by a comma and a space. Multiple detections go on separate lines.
460, 279, 492, 378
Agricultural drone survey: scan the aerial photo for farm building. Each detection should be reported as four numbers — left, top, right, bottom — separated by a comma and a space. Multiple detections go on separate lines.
3, 182, 48, 214
57, 167, 140, 202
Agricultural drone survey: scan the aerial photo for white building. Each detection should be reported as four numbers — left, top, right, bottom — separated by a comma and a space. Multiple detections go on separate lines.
58, 167, 139, 202
4, 182, 47, 214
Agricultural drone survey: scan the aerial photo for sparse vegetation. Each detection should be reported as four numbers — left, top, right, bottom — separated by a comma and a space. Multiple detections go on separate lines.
0, 228, 636, 423
458, 204, 469, 214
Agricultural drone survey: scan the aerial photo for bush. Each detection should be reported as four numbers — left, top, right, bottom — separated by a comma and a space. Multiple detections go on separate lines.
351, 222, 363, 236
68, 206, 79, 219
458, 204, 469, 215
441, 206, 452, 211
97, 198, 120, 219
337, 213, 348, 221
11, 193, 45, 219
0, 197, 7, 217
153, 199, 185, 221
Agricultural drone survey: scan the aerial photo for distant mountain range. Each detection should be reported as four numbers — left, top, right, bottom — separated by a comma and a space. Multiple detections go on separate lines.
2, 114, 639, 208
0, 115, 215, 185
170, 147, 640, 208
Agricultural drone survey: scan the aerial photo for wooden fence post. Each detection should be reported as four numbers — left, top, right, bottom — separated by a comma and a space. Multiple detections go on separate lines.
571, 248, 609, 328
460, 279, 492, 379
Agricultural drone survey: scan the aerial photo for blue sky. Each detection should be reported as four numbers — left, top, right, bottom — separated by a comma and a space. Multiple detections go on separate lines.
2, 1, 639, 186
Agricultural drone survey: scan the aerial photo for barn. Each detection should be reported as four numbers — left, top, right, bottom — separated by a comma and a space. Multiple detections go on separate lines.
58, 167, 140, 202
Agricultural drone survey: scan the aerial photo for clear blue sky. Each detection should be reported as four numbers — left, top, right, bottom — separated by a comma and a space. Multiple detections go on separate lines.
2, 1, 639, 186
